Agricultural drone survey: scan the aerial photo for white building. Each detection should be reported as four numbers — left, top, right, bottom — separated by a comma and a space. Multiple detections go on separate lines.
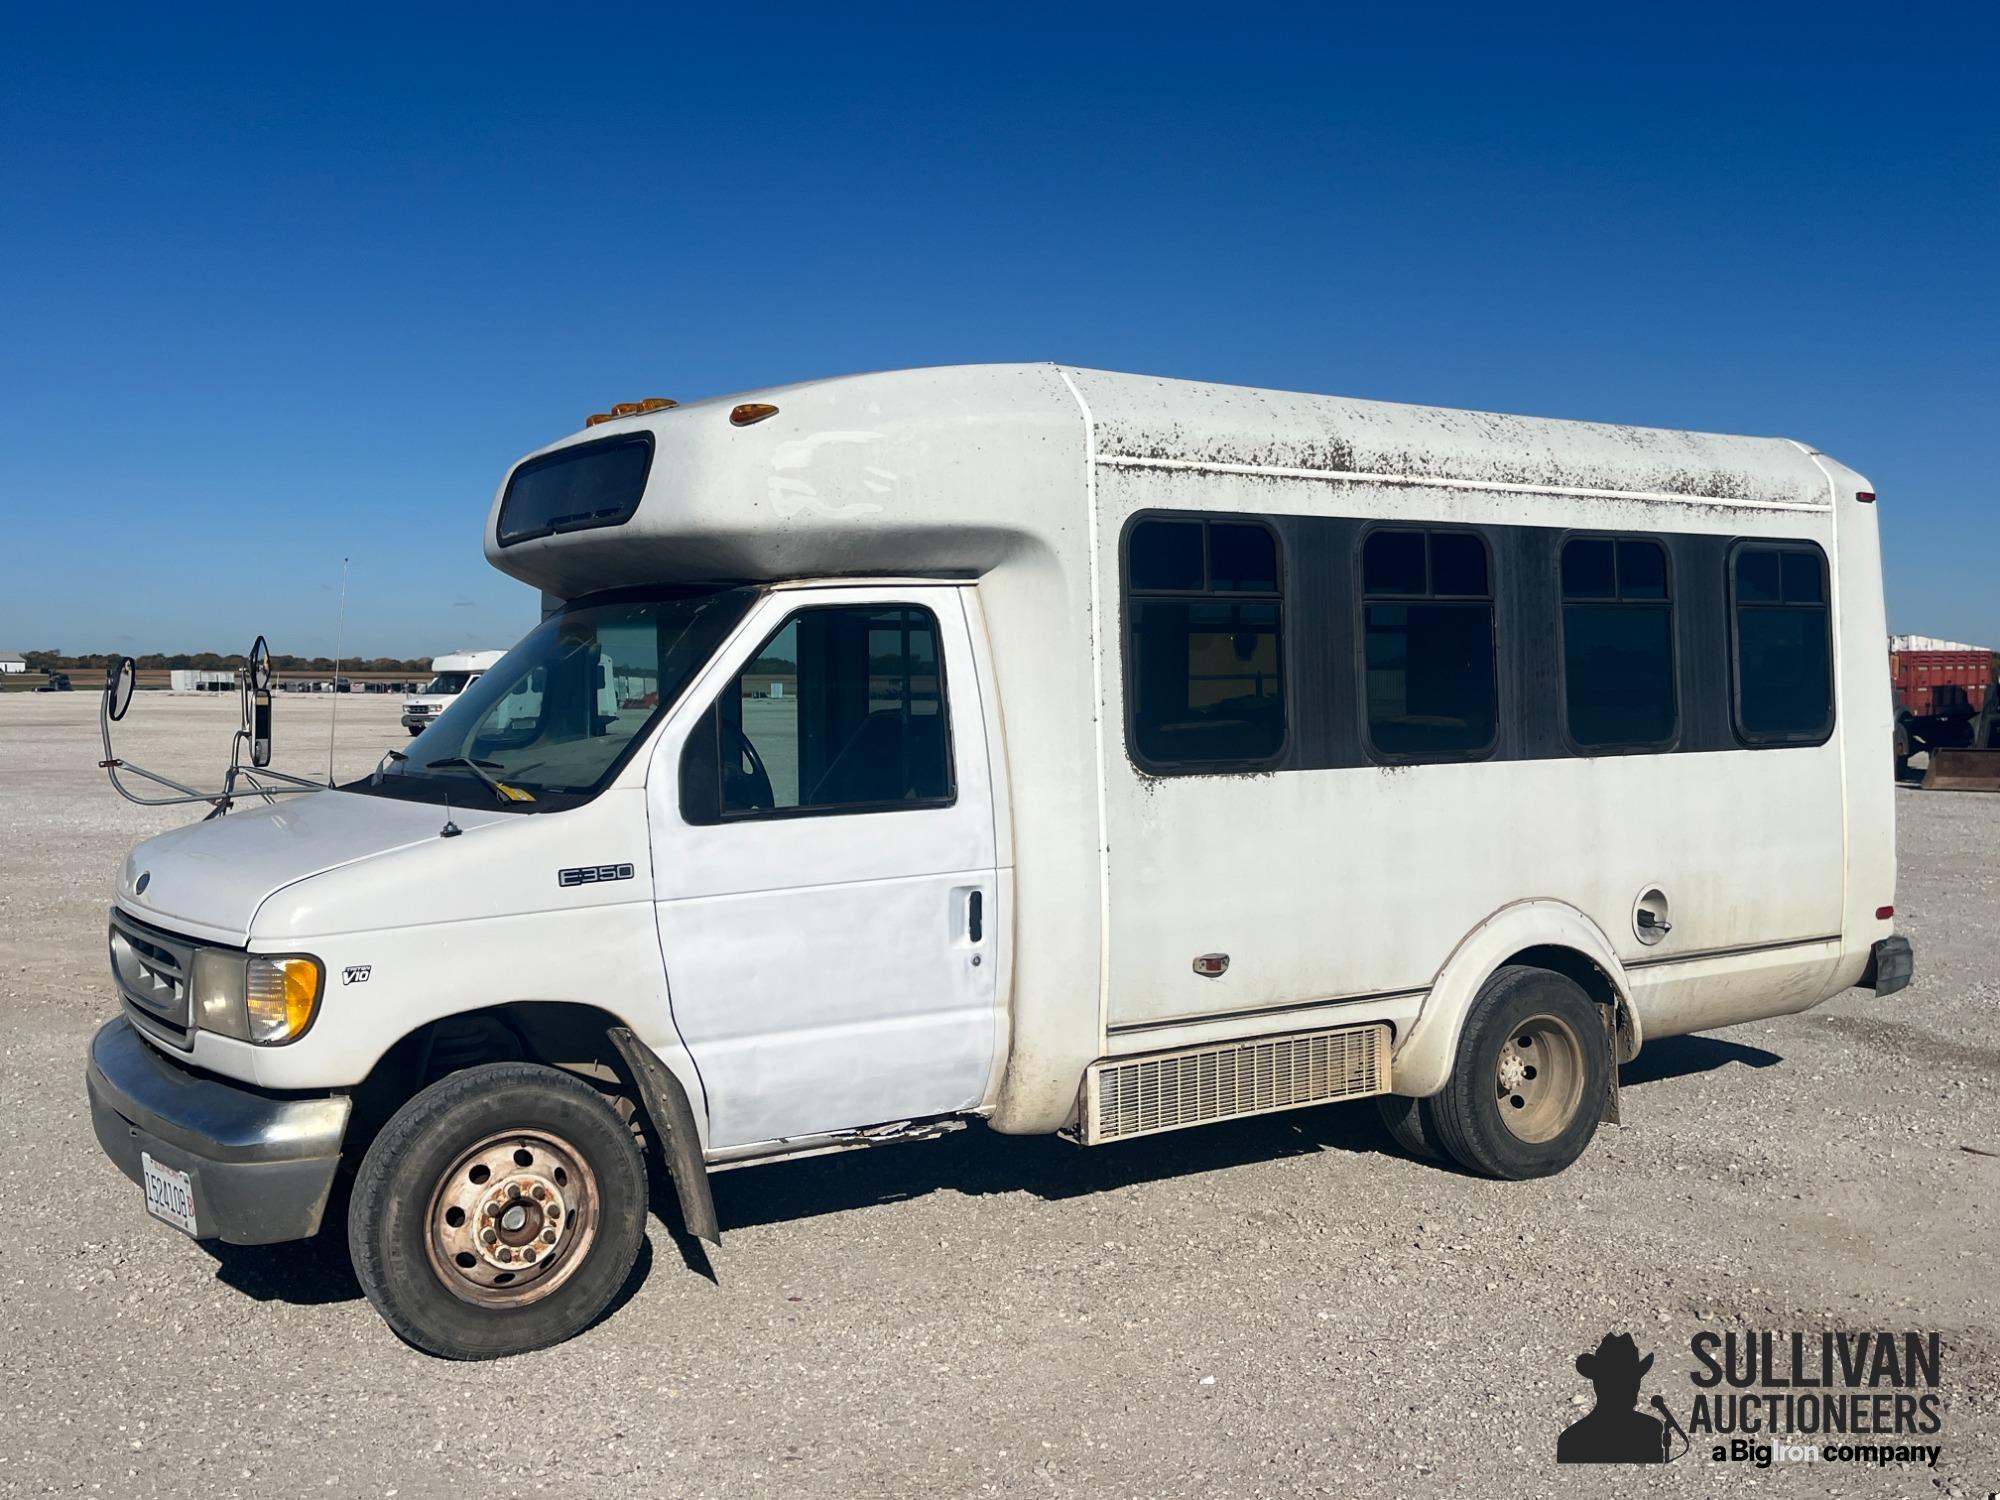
0, 654, 26, 675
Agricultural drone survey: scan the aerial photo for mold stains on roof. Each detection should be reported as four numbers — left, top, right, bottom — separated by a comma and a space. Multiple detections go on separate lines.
1070, 370, 1829, 509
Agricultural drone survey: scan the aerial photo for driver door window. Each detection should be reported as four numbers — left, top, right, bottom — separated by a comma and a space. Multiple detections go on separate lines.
686, 605, 954, 821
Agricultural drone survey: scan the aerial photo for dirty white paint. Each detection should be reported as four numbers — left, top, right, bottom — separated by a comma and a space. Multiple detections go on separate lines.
102, 365, 1892, 1161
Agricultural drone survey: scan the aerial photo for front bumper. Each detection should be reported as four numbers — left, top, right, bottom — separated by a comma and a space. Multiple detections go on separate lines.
1859, 935, 1915, 998
86, 1017, 352, 1245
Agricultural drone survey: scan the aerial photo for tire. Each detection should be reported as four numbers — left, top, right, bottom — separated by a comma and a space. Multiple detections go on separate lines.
349, 1061, 647, 1359
406, 726, 423, 737
1428, 965, 1608, 1180
1375, 1092, 1448, 1162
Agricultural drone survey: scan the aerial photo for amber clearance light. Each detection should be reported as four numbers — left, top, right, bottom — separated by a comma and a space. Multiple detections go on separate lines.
585, 396, 678, 427
730, 403, 779, 427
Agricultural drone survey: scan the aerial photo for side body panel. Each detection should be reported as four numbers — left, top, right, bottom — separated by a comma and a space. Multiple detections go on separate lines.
1088, 457, 1850, 1091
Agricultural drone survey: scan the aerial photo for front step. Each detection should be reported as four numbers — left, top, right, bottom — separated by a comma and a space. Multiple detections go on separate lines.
1080, 1023, 1392, 1145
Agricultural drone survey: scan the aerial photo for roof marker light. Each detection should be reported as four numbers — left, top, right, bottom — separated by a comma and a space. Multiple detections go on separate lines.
1875, 905, 1894, 920
1856, 491, 1876, 504
585, 397, 678, 427
730, 403, 779, 427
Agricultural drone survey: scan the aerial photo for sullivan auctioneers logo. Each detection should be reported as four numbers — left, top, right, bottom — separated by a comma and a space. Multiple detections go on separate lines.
1556, 1328, 1946, 1470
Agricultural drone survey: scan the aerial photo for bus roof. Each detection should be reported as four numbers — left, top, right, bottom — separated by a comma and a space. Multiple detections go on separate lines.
485, 364, 1837, 598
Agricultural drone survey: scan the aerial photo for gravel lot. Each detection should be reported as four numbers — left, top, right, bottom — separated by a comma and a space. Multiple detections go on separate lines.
2, 691, 1995, 1498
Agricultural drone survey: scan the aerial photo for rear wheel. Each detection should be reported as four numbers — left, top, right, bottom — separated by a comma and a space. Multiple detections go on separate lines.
349, 1061, 647, 1359
1374, 1092, 1447, 1161
1429, 965, 1607, 1179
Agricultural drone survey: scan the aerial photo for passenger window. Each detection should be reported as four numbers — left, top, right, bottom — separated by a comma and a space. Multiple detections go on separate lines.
706, 606, 953, 817
1124, 516, 1285, 771
1561, 537, 1676, 751
1732, 544, 1833, 743
1361, 529, 1496, 758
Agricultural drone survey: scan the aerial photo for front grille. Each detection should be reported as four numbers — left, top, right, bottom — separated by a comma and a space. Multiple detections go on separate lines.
109, 911, 200, 1050
1082, 1023, 1391, 1144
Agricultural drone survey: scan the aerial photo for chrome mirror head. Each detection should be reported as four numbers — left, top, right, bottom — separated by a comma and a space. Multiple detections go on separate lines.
106, 658, 136, 721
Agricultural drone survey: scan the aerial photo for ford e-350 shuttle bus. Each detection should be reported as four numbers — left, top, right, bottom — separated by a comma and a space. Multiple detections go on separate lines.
85, 365, 1913, 1358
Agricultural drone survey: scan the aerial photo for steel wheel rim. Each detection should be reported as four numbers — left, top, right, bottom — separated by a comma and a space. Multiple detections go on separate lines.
424, 1129, 600, 1308
1494, 1013, 1585, 1144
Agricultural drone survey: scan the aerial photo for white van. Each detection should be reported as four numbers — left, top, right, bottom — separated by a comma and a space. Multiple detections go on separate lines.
85, 366, 1912, 1359
401, 649, 506, 736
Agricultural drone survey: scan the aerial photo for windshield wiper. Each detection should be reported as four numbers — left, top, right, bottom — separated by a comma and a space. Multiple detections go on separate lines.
423, 755, 532, 805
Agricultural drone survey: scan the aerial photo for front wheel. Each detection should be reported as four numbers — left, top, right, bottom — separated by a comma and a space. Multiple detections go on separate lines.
348, 1061, 648, 1359
1428, 965, 1608, 1179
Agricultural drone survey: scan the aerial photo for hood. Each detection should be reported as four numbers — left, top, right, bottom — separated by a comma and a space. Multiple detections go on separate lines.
117, 790, 514, 944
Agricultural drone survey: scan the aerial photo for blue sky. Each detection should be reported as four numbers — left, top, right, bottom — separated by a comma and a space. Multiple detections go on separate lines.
2, 6, 1994, 657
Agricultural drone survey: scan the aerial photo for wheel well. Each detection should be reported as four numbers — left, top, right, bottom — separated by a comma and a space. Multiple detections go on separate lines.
1504, 945, 1635, 1062
347, 1002, 638, 1155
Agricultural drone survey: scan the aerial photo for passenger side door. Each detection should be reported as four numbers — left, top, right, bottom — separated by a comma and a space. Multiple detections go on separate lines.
648, 587, 999, 1150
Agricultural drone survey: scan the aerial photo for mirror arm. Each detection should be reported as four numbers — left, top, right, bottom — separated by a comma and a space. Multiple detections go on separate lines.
97, 677, 317, 811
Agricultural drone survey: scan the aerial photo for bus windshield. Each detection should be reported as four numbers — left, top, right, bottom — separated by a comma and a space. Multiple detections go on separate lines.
355, 587, 756, 812
422, 672, 474, 695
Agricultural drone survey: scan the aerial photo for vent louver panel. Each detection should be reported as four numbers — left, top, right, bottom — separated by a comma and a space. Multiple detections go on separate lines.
1083, 1024, 1391, 1144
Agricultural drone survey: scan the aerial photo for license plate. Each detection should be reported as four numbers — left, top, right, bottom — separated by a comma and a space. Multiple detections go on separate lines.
140, 1151, 198, 1235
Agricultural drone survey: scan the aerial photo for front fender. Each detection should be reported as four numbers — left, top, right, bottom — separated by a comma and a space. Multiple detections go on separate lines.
1390, 899, 1636, 1097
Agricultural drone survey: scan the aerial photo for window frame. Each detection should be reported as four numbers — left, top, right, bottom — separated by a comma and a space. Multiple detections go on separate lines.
679, 600, 959, 826
1354, 522, 1501, 765
496, 431, 655, 548
1554, 531, 1682, 756
1119, 511, 1290, 776
1726, 539, 1836, 748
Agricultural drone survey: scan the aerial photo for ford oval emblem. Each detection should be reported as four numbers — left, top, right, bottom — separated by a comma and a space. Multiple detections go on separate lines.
135, 871, 151, 894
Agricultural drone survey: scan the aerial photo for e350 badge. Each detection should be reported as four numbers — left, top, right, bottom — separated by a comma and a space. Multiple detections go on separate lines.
558, 863, 636, 888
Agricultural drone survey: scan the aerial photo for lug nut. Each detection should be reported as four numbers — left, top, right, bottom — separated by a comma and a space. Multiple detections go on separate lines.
483, 1228, 498, 1245
507, 1182, 521, 1199
542, 1229, 557, 1244
497, 1247, 513, 1263
484, 1201, 500, 1218
531, 1184, 546, 1201
546, 1205, 560, 1220
522, 1247, 537, 1263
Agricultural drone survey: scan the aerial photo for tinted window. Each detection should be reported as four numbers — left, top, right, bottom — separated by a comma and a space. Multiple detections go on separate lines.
497, 434, 654, 545
1561, 537, 1676, 750
1362, 530, 1426, 595
1128, 520, 1204, 591
1361, 529, 1496, 758
708, 606, 952, 817
1732, 545, 1833, 743
1125, 517, 1285, 770
1209, 523, 1278, 592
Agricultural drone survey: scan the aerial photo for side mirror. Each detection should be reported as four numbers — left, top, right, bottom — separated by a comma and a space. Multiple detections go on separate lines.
249, 635, 273, 692
106, 658, 136, 722
251, 688, 273, 767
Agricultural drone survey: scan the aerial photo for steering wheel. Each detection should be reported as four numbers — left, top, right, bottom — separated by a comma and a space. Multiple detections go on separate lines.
725, 725, 775, 810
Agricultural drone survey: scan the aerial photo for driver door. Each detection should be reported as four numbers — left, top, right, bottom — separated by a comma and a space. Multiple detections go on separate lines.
648, 586, 1000, 1150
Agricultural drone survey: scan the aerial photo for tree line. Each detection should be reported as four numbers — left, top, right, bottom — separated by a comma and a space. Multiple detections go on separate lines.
19, 650, 434, 673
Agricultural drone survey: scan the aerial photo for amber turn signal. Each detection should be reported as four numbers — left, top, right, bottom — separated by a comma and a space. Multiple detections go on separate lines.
730, 403, 779, 427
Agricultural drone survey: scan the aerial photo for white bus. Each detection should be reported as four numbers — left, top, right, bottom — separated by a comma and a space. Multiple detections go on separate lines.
85, 365, 1911, 1359
401, 649, 506, 735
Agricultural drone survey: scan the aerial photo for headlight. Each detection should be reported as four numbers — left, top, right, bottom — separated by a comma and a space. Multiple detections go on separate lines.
191, 952, 323, 1045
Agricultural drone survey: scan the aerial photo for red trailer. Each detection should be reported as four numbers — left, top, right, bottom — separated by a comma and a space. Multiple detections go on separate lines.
1891, 648, 1993, 716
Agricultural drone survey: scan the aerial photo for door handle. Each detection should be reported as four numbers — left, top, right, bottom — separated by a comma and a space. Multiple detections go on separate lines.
967, 889, 984, 944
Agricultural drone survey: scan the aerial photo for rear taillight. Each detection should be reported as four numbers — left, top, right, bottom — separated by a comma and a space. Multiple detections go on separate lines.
1875, 905, 1894, 920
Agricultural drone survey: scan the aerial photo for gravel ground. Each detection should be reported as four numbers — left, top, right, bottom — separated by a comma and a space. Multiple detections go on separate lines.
1, 692, 1995, 1498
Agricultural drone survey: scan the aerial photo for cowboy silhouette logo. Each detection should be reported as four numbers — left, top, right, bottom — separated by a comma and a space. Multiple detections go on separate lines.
1558, 1333, 1682, 1463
